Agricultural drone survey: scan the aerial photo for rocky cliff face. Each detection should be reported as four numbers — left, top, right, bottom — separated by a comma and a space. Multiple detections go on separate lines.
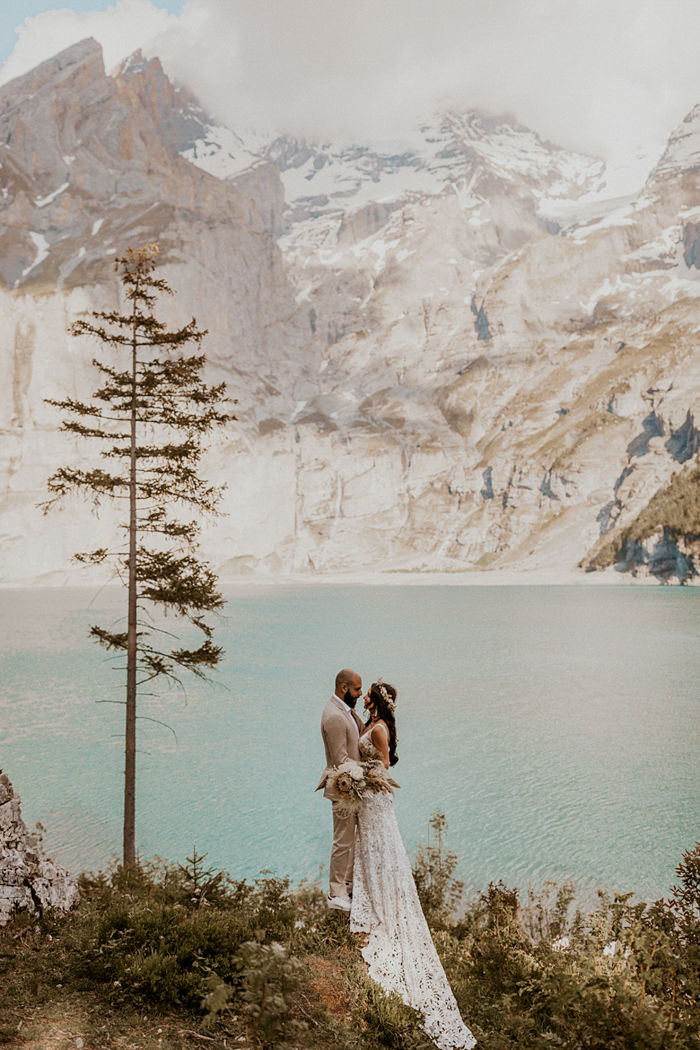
1, 38, 699, 583
0, 771, 78, 924
0, 39, 308, 582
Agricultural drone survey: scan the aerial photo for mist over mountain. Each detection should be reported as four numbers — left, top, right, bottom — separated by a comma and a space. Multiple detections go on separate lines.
2, 39, 699, 584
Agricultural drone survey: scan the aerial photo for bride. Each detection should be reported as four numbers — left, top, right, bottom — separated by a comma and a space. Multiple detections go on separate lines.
350, 680, 476, 1050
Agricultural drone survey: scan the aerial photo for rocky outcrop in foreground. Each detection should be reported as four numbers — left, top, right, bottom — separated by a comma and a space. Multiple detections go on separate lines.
0, 771, 78, 924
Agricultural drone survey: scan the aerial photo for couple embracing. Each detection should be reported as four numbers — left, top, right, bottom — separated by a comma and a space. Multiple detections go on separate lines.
317, 669, 476, 1050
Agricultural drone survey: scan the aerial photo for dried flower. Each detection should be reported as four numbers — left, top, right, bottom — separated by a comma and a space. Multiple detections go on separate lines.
363, 758, 401, 795
326, 758, 400, 816
326, 760, 367, 815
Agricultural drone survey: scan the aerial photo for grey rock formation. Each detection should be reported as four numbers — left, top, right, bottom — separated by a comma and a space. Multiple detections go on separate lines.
0, 771, 78, 924
682, 222, 700, 268
610, 530, 698, 584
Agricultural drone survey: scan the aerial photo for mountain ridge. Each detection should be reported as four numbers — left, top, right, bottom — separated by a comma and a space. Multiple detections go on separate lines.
1, 38, 700, 584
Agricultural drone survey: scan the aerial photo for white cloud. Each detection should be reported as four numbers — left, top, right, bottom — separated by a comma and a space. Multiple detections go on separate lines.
0, 0, 181, 85
2, 0, 700, 186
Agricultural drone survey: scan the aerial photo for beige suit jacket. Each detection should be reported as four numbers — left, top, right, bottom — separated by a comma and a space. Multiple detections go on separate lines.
316, 695, 363, 800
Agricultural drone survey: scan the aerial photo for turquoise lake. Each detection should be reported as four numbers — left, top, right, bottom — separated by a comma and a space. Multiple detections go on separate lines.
1, 583, 697, 905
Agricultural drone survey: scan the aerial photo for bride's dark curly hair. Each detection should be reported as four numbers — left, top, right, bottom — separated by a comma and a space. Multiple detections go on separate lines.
365, 681, 399, 766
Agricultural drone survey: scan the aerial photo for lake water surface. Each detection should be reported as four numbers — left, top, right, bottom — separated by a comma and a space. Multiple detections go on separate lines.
1, 583, 697, 905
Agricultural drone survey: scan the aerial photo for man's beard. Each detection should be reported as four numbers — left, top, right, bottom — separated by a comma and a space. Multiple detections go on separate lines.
343, 690, 358, 709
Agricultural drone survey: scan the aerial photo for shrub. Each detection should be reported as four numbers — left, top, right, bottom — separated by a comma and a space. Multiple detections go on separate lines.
412, 811, 464, 929
449, 848, 700, 1050
74, 855, 297, 1011
9, 831, 698, 1050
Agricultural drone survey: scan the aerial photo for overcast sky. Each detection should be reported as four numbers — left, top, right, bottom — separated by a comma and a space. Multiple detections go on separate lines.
1, 0, 699, 189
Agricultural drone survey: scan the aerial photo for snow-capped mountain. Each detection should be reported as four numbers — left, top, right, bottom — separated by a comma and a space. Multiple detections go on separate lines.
184, 105, 605, 228
1, 38, 700, 584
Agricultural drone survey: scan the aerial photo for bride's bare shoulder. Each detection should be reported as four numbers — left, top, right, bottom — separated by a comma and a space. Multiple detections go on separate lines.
370, 720, 389, 742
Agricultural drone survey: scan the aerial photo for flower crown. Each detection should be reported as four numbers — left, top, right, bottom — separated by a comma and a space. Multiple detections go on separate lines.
375, 678, 395, 713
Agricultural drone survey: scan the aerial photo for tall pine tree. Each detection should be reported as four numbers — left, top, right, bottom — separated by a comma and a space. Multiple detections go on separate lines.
45, 243, 234, 866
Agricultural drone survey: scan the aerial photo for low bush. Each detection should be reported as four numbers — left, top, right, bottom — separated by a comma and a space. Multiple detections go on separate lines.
72, 852, 300, 1013
449, 844, 700, 1049
2, 825, 697, 1050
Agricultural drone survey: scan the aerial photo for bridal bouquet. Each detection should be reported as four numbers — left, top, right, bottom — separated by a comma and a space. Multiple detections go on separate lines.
363, 757, 400, 796
326, 760, 365, 813
326, 759, 400, 816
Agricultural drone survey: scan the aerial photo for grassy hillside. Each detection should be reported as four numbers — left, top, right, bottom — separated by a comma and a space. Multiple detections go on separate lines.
584, 458, 700, 573
1, 827, 698, 1050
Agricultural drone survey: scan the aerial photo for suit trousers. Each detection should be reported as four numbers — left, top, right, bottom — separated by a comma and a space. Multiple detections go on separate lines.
329, 802, 357, 899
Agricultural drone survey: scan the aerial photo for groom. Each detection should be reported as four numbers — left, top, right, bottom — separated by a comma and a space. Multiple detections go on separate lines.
317, 668, 364, 911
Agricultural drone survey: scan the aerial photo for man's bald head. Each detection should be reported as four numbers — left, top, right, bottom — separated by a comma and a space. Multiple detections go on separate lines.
335, 668, 363, 708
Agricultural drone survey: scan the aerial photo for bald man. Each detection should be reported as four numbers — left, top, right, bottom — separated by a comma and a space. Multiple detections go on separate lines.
316, 668, 364, 910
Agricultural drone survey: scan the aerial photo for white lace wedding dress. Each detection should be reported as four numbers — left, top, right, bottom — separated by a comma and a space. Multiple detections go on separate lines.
350, 734, 476, 1049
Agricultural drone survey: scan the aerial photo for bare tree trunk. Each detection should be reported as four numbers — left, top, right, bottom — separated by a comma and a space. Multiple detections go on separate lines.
123, 298, 139, 868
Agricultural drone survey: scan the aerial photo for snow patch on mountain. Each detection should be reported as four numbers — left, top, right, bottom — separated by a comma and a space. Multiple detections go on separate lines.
180, 122, 262, 179
20, 233, 50, 279
279, 156, 439, 211
183, 109, 606, 228
569, 198, 640, 242
35, 181, 69, 208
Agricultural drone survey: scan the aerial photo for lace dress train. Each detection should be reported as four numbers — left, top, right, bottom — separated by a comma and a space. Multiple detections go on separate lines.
350, 740, 476, 1049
